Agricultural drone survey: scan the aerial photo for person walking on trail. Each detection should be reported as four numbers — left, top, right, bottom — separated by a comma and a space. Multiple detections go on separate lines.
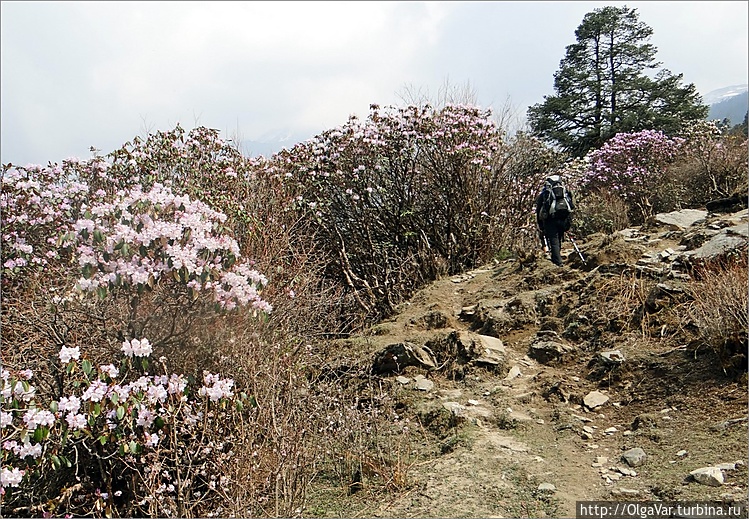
535, 173, 575, 267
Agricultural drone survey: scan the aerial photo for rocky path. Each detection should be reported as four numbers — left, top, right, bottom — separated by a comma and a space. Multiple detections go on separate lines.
366, 266, 613, 518
316, 208, 748, 518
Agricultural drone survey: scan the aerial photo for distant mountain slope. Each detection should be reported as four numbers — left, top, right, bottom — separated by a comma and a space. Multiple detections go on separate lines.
705, 84, 748, 126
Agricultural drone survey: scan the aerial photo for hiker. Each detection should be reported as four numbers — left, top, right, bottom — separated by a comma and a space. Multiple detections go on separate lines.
535, 174, 575, 267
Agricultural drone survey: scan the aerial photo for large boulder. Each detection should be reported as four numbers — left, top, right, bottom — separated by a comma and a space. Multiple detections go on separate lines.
372, 342, 437, 375
647, 209, 708, 231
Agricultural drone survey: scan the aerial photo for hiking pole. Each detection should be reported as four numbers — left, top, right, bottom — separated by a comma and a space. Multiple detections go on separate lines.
569, 236, 586, 265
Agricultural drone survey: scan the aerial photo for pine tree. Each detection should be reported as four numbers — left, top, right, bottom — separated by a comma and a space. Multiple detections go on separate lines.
527, 6, 708, 157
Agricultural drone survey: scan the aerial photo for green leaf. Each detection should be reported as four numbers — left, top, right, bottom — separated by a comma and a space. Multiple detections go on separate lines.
82, 359, 93, 376
93, 229, 104, 244
51, 455, 61, 470
129, 440, 139, 454
99, 434, 108, 445
116, 406, 125, 421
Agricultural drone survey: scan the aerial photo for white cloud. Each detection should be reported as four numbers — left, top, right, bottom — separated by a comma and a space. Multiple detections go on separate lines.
1, 1, 746, 165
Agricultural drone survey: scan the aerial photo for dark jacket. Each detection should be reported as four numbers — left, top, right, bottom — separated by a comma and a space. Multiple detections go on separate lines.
535, 182, 575, 246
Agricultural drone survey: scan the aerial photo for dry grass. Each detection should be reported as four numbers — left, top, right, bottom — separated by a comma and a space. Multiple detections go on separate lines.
684, 253, 748, 373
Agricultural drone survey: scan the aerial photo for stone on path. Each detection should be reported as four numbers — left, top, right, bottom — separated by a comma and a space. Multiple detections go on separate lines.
622, 447, 647, 467
584, 390, 610, 410
690, 466, 724, 487
537, 483, 556, 493
414, 375, 434, 392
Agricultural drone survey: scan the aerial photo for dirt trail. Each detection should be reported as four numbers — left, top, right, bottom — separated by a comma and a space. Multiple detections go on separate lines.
309, 212, 748, 518
357, 264, 613, 518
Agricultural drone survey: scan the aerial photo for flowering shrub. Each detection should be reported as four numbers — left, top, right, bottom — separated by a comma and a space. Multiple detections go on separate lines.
674, 121, 748, 205
93, 125, 271, 250
72, 182, 271, 315
582, 130, 686, 224
1, 344, 251, 517
0, 129, 301, 517
1, 161, 107, 284
262, 103, 550, 325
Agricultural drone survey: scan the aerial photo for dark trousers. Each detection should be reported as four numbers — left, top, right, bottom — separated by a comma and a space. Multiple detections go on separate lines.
542, 218, 566, 266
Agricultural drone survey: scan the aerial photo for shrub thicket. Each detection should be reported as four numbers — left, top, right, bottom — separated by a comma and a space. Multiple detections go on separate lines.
2, 104, 747, 517
684, 253, 749, 374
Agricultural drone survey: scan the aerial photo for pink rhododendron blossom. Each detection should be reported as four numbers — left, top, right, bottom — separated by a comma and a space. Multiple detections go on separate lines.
58, 346, 80, 364
1, 466, 25, 488
121, 338, 153, 358
100, 364, 119, 378
81, 380, 108, 402
136, 408, 155, 428
14, 441, 42, 459
65, 413, 88, 430
57, 395, 81, 414
22, 409, 55, 430
199, 372, 234, 402
144, 432, 160, 448
68, 182, 271, 314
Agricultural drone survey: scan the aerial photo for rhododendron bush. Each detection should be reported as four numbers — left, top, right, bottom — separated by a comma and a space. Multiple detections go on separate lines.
262, 104, 553, 325
0, 142, 311, 517
581, 129, 686, 224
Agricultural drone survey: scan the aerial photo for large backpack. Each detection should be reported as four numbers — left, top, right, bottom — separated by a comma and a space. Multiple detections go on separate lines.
540, 176, 573, 223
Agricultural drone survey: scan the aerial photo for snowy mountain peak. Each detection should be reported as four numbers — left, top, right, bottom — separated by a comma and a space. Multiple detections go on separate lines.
702, 84, 748, 106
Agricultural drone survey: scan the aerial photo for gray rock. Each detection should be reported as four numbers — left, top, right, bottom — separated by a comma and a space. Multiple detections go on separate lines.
622, 447, 647, 467
453, 331, 507, 369
611, 488, 640, 496
653, 209, 708, 230
529, 339, 575, 364
616, 466, 637, 477
413, 375, 434, 392
474, 334, 507, 366
689, 232, 748, 261
690, 466, 724, 487
583, 390, 610, 410
597, 350, 625, 366
504, 365, 522, 381
537, 483, 556, 493
372, 342, 437, 374
442, 401, 466, 417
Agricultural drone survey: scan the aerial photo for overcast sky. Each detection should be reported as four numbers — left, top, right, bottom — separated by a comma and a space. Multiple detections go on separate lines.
2, 1, 747, 166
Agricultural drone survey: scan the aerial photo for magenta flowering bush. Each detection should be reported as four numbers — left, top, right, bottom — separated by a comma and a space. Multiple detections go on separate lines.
581, 129, 686, 223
